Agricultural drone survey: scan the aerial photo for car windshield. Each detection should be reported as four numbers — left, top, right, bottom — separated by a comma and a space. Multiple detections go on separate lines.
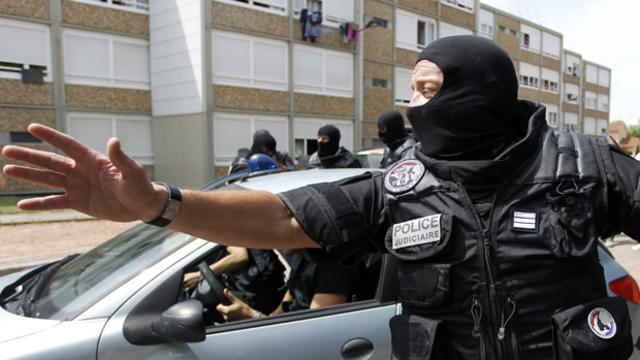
30, 225, 192, 320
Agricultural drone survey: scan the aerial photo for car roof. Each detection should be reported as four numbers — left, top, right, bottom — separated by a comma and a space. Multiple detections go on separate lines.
232, 168, 380, 194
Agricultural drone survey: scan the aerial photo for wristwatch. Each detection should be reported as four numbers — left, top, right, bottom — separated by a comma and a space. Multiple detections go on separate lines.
144, 182, 182, 227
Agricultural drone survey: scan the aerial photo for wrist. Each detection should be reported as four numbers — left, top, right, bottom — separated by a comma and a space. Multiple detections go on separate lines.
140, 182, 169, 222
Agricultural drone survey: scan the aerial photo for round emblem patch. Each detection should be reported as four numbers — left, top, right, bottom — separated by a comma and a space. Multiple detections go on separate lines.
587, 307, 617, 339
384, 160, 426, 193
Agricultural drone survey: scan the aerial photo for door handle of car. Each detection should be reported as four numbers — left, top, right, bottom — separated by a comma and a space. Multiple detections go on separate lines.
341, 337, 374, 359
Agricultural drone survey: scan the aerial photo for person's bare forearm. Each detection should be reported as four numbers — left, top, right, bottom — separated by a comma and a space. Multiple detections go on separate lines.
151, 189, 318, 249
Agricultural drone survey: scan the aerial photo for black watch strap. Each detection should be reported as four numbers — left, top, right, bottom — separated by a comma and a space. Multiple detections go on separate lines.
144, 182, 182, 227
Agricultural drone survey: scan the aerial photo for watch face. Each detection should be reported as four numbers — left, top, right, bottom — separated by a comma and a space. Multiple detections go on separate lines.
164, 198, 182, 220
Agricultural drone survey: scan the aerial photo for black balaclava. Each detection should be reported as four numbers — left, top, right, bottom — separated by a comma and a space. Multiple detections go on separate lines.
406, 35, 519, 161
378, 110, 408, 146
250, 130, 277, 155
317, 125, 341, 157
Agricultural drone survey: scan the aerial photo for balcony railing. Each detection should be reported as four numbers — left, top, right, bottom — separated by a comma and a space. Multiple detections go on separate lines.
72, 0, 148, 13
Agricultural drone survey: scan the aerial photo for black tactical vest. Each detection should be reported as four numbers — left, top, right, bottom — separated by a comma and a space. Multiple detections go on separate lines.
382, 123, 633, 359
224, 249, 286, 314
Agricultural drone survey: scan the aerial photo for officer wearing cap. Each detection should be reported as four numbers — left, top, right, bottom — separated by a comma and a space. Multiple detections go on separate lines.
5, 35, 640, 359
377, 110, 416, 168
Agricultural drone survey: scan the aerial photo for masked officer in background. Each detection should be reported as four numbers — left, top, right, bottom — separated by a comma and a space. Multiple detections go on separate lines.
5, 36, 640, 359
229, 130, 295, 174
377, 110, 416, 168
308, 125, 362, 169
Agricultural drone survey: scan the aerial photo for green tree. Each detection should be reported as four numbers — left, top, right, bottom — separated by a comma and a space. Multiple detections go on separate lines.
628, 126, 640, 138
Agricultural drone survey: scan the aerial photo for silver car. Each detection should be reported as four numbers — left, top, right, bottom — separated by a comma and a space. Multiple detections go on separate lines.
1, 168, 639, 359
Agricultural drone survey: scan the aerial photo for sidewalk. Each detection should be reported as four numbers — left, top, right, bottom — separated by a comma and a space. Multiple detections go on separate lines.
0, 210, 93, 225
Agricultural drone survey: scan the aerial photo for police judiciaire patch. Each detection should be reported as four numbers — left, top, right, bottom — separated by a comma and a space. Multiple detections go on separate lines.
587, 307, 617, 339
392, 214, 442, 250
384, 159, 426, 193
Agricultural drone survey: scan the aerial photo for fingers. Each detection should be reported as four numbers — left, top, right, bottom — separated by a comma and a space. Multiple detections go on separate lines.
27, 123, 96, 161
223, 288, 238, 303
3, 165, 66, 188
106, 138, 143, 179
2, 145, 75, 173
17, 194, 69, 211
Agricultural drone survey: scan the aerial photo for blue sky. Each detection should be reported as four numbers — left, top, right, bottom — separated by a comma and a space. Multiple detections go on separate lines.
481, 0, 640, 125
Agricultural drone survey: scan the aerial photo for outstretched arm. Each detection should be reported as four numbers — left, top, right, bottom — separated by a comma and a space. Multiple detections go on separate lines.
2, 124, 317, 250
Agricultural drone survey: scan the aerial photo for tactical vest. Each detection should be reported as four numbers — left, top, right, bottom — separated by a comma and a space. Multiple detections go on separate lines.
224, 249, 286, 314
382, 130, 633, 360
381, 136, 417, 168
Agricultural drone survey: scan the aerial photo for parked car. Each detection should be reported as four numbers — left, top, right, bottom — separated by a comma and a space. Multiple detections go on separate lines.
356, 148, 384, 168
0, 168, 639, 359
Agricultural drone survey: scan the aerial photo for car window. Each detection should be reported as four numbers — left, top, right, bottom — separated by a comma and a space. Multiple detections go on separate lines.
178, 247, 383, 327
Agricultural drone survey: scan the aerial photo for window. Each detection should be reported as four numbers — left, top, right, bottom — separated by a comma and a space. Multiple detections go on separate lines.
213, 31, 288, 91
213, 113, 288, 165
293, 44, 353, 97
543, 103, 558, 128
498, 25, 506, 33
64, 29, 149, 89
585, 64, 598, 84
520, 24, 540, 52
565, 53, 580, 76
0, 18, 51, 81
293, 117, 353, 163
396, 9, 436, 51
70, 0, 148, 13
583, 117, 597, 135
597, 119, 609, 136
364, 15, 389, 29
440, 0, 474, 13
394, 67, 413, 105
598, 68, 610, 87
563, 112, 579, 131
519, 62, 539, 89
585, 91, 597, 109
542, 32, 560, 59
598, 94, 609, 112
509, 28, 517, 36
67, 113, 153, 164
565, 83, 579, 103
541, 68, 559, 93
478, 9, 494, 39
293, 0, 354, 27
217, 0, 287, 15
439, 22, 473, 39
364, 76, 389, 89
0, 131, 42, 144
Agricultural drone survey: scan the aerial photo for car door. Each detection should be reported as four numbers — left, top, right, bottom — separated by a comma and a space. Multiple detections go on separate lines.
97, 251, 398, 360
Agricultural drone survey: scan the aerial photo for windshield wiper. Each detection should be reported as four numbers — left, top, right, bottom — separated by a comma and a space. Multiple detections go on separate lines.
0, 254, 79, 317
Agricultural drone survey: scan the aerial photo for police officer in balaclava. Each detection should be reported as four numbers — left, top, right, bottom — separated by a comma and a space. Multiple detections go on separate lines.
229, 130, 296, 174
7, 35, 640, 360
377, 110, 416, 168
308, 125, 362, 168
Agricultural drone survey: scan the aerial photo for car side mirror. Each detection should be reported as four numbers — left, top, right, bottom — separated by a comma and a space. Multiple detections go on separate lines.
151, 299, 206, 343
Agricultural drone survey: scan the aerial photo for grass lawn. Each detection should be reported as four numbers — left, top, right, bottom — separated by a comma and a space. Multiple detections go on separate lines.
0, 195, 64, 215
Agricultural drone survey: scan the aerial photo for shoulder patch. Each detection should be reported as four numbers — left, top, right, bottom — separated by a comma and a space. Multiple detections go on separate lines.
384, 159, 426, 193
588, 307, 617, 339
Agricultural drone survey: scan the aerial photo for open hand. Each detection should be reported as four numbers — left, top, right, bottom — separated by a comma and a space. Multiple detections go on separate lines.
2, 124, 164, 222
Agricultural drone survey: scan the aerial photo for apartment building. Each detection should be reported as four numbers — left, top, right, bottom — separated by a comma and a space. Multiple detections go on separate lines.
0, 0, 612, 192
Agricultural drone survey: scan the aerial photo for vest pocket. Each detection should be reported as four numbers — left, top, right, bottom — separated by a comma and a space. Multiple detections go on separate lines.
389, 314, 445, 360
544, 182, 598, 258
551, 296, 633, 360
396, 262, 450, 309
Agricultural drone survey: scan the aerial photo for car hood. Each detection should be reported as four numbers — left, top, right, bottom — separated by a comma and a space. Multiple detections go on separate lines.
0, 267, 61, 343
